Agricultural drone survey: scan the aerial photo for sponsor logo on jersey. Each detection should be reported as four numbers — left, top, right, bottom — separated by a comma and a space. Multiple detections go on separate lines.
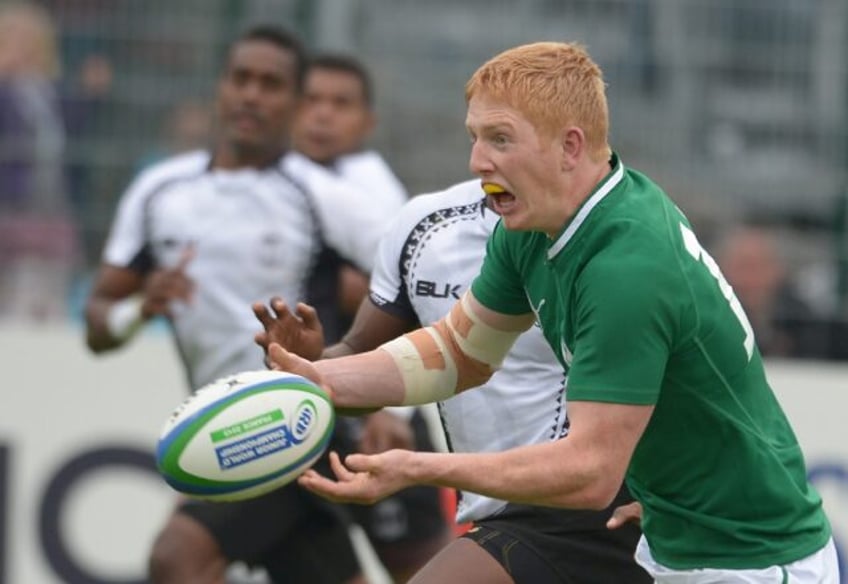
415, 280, 462, 299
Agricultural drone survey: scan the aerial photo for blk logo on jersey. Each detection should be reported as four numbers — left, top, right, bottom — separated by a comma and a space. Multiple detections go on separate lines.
415, 280, 462, 299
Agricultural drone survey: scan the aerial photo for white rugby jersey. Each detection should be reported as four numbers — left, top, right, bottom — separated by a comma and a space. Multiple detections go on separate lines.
103, 149, 398, 389
334, 150, 408, 209
369, 180, 568, 522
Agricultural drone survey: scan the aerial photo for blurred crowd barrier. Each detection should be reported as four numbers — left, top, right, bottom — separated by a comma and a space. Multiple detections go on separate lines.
0, 0, 846, 357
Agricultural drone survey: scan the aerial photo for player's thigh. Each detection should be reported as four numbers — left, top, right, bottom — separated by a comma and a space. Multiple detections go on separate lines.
461, 522, 581, 584
464, 500, 651, 583
262, 515, 364, 584
348, 485, 451, 571
149, 511, 228, 581
177, 483, 344, 565
408, 537, 513, 584
345, 410, 452, 576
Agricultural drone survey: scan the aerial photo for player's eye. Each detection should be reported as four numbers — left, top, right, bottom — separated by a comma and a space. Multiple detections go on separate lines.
262, 75, 284, 91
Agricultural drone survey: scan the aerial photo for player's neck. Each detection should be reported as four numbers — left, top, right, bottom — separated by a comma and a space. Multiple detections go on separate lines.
547, 158, 614, 238
301, 145, 367, 170
212, 142, 286, 170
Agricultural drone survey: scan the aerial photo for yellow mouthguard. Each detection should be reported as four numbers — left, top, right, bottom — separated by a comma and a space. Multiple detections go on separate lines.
482, 183, 506, 195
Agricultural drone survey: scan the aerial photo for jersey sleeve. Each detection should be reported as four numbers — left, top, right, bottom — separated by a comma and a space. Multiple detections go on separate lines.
470, 222, 531, 315
368, 197, 423, 322
101, 171, 156, 271
303, 165, 402, 274
566, 249, 679, 405
336, 151, 409, 209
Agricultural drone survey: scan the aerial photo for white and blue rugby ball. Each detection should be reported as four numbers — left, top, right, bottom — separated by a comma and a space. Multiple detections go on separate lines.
156, 369, 335, 502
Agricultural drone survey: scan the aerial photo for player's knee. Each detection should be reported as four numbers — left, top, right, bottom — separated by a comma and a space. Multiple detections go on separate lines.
149, 513, 226, 583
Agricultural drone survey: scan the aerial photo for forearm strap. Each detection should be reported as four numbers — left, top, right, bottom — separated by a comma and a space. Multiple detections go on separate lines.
379, 292, 521, 405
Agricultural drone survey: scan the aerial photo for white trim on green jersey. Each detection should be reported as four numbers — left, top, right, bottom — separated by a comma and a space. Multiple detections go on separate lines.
547, 158, 624, 260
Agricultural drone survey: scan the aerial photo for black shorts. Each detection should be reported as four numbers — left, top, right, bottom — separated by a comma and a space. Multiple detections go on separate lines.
334, 410, 449, 548
462, 485, 651, 584
179, 478, 360, 583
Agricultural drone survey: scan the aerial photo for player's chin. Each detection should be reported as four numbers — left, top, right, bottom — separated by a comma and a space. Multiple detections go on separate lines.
499, 212, 533, 232
297, 140, 336, 163
229, 132, 270, 153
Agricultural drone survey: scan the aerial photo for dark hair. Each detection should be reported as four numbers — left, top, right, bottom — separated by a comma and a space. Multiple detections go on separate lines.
225, 25, 308, 89
308, 53, 374, 107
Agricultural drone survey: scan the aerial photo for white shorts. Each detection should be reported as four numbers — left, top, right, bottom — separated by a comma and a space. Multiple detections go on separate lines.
635, 535, 840, 583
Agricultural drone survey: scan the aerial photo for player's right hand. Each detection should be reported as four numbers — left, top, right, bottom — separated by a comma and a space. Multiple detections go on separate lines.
298, 450, 414, 505
253, 297, 325, 361
606, 501, 642, 530
141, 246, 195, 318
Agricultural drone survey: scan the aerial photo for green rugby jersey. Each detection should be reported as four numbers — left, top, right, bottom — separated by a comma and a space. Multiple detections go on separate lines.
471, 154, 830, 569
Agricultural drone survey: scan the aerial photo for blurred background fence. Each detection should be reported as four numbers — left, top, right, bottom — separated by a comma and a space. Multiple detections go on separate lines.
3, 3, 848, 582
3, 0, 848, 355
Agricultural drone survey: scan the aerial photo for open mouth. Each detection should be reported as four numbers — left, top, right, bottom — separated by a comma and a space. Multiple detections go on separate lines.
482, 182, 516, 214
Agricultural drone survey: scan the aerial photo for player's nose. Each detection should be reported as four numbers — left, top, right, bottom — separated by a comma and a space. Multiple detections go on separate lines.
468, 141, 493, 176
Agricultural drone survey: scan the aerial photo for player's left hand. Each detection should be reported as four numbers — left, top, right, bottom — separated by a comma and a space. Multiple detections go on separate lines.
606, 501, 643, 529
253, 297, 325, 362
298, 450, 414, 504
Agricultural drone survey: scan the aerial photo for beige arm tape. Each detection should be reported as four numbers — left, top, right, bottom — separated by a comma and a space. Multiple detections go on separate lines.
379, 292, 522, 405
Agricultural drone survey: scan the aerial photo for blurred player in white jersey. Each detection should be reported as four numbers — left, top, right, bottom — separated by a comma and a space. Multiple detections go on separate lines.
84, 27, 401, 584
286, 53, 453, 583
254, 179, 651, 584
293, 54, 407, 207
288, 53, 407, 344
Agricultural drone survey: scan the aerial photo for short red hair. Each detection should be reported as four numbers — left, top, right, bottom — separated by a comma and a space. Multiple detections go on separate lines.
466, 42, 611, 162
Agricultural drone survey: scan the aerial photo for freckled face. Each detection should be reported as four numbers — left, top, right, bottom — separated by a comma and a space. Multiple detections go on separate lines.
466, 94, 566, 234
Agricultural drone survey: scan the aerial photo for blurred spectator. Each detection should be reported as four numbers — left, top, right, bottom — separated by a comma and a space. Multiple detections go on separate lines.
715, 224, 825, 358
0, 1, 110, 322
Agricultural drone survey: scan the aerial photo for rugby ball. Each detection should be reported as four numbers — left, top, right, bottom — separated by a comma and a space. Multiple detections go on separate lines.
156, 369, 335, 502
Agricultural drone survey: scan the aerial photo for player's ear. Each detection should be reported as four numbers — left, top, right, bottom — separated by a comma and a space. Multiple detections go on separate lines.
559, 126, 584, 171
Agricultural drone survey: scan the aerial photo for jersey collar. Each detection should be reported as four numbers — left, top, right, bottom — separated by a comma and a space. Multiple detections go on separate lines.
546, 153, 624, 260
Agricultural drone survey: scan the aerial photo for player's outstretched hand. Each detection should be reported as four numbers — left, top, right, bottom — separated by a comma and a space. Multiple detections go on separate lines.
253, 297, 325, 361
267, 341, 332, 393
298, 450, 414, 505
606, 501, 643, 530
